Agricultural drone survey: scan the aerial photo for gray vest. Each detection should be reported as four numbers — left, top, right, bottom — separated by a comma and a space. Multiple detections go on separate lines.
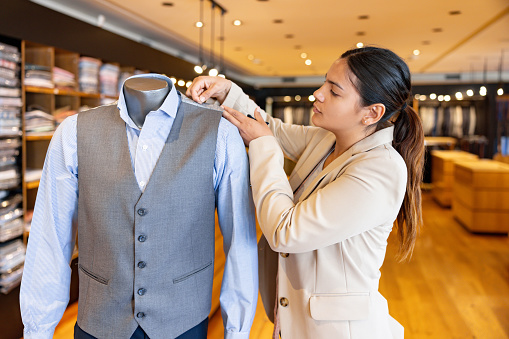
76, 97, 222, 339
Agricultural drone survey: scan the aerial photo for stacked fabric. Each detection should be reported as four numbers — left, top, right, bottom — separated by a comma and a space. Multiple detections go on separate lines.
99, 63, 120, 97
0, 43, 20, 89
0, 238, 25, 294
53, 105, 77, 126
53, 66, 76, 90
24, 64, 53, 88
25, 108, 55, 135
79, 56, 101, 93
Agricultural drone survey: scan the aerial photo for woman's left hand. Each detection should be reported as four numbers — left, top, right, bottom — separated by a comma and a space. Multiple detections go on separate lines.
221, 106, 272, 146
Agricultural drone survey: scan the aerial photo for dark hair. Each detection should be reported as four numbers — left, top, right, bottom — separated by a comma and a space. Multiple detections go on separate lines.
341, 46, 424, 261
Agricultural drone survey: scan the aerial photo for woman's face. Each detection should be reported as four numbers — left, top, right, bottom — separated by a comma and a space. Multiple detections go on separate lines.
312, 58, 367, 135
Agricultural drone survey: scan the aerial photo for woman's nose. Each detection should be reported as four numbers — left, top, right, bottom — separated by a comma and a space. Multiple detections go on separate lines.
313, 87, 325, 102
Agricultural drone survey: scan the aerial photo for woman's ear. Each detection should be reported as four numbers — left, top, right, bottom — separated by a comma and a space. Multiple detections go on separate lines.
362, 104, 385, 125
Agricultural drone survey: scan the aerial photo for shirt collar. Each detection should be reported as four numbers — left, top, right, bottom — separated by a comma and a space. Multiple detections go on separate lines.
350, 125, 395, 155
117, 73, 180, 130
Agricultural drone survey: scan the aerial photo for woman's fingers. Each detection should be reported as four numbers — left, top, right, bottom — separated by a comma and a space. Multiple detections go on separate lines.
186, 76, 232, 104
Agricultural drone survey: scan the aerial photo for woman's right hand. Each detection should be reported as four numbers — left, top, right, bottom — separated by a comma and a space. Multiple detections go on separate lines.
186, 76, 232, 105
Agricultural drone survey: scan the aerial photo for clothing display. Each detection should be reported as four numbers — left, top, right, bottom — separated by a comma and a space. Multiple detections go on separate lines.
418, 102, 481, 138
53, 66, 76, 90
99, 63, 120, 97
0, 238, 25, 294
20, 74, 258, 339
24, 64, 53, 88
24, 108, 55, 134
78, 56, 101, 93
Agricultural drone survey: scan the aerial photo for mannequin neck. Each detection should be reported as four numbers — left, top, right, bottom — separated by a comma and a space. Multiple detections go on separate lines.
123, 77, 170, 128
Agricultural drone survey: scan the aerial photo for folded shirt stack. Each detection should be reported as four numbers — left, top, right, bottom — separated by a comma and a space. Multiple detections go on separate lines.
79, 56, 101, 93
25, 108, 55, 135
0, 238, 25, 294
25, 64, 53, 88
53, 66, 77, 90
0, 43, 20, 89
100, 63, 120, 97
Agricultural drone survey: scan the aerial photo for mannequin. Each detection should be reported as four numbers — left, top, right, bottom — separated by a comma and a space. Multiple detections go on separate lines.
123, 77, 170, 128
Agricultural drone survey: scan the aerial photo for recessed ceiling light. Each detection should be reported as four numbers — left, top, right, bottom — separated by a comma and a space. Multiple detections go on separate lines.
285, 34, 294, 39
300, 52, 307, 58
195, 21, 203, 28
273, 19, 284, 24
449, 10, 461, 15
413, 49, 421, 56
233, 20, 242, 26
356, 31, 366, 36
247, 54, 255, 61
432, 28, 443, 33
305, 59, 312, 66
357, 42, 364, 48
162, 2, 174, 6
358, 15, 369, 20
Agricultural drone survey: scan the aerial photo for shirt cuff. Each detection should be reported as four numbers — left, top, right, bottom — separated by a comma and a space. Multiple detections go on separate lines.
222, 82, 243, 111
24, 330, 54, 339
225, 330, 251, 339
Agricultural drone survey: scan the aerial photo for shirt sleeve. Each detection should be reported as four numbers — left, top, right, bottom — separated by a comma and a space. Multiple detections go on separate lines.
20, 115, 79, 339
214, 118, 258, 339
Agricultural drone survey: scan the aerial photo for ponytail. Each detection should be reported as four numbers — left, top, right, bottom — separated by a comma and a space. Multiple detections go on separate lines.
392, 106, 424, 261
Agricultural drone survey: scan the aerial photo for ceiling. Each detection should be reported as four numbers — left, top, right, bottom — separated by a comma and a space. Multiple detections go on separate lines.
32, 0, 509, 86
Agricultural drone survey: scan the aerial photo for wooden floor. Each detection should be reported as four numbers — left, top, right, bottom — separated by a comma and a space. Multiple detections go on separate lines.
53, 192, 509, 339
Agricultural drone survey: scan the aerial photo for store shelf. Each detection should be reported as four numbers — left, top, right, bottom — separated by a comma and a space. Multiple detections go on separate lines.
25, 86, 116, 99
26, 133, 53, 141
25, 180, 40, 190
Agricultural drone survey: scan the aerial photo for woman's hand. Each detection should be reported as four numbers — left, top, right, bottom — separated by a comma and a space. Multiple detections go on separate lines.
186, 76, 232, 104
222, 106, 272, 146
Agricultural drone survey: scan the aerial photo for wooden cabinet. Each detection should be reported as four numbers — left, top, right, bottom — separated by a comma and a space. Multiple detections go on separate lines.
452, 160, 509, 233
431, 150, 478, 207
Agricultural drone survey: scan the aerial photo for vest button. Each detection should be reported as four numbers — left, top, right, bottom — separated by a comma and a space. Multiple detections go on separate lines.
137, 288, 146, 296
137, 208, 147, 216
280, 252, 289, 258
138, 235, 147, 242
136, 312, 145, 318
280, 297, 289, 307
137, 261, 146, 269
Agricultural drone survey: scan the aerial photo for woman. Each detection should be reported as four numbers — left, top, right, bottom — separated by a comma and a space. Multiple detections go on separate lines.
187, 47, 424, 339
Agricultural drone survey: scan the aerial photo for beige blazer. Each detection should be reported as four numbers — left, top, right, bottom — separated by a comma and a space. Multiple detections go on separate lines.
223, 84, 406, 339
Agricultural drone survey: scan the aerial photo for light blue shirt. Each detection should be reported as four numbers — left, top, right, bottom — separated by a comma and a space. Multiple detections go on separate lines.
20, 74, 258, 339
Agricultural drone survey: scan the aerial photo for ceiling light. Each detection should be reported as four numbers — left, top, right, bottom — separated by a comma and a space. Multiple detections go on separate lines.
186, 81, 192, 88
480, 86, 487, 96
300, 52, 307, 59
357, 42, 364, 48
414, 94, 421, 100
177, 79, 185, 87
194, 65, 203, 74
195, 21, 203, 28
466, 89, 474, 96
429, 93, 437, 100
308, 95, 315, 102
233, 20, 242, 26
444, 95, 451, 102
284, 96, 291, 102
413, 49, 420, 56
438, 95, 444, 101
295, 95, 301, 101
455, 92, 463, 100
248, 54, 255, 60
305, 59, 312, 65
419, 95, 427, 101
208, 68, 219, 76
170, 77, 177, 84
498, 88, 504, 96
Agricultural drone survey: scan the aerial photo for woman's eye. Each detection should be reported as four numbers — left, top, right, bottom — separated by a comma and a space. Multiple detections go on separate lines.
331, 90, 339, 97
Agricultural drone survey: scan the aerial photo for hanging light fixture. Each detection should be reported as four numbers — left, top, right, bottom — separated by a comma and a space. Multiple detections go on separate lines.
218, 7, 226, 77
497, 50, 504, 96
208, 1, 218, 76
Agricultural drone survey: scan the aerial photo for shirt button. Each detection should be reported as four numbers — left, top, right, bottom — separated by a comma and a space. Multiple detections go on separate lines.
138, 261, 146, 269
137, 288, 146, 296
280, 297, 289, 307
138, 234, 147, 242
136, 312, 145, 318
280, 253, 289, 258
137, 208, 147, 216
142, 144, 148, 150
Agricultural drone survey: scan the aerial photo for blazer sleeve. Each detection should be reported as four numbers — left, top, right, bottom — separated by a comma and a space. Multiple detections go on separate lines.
223, 82, 321, 163
248, 135, 407, 253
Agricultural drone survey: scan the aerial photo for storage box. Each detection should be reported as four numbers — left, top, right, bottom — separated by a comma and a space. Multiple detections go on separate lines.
452, 160, 509, 233
431, 150, 478, 207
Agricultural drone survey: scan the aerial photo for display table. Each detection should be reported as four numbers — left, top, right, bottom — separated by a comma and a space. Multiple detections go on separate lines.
452, 160, 509, 233
431, 150, 478, 207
